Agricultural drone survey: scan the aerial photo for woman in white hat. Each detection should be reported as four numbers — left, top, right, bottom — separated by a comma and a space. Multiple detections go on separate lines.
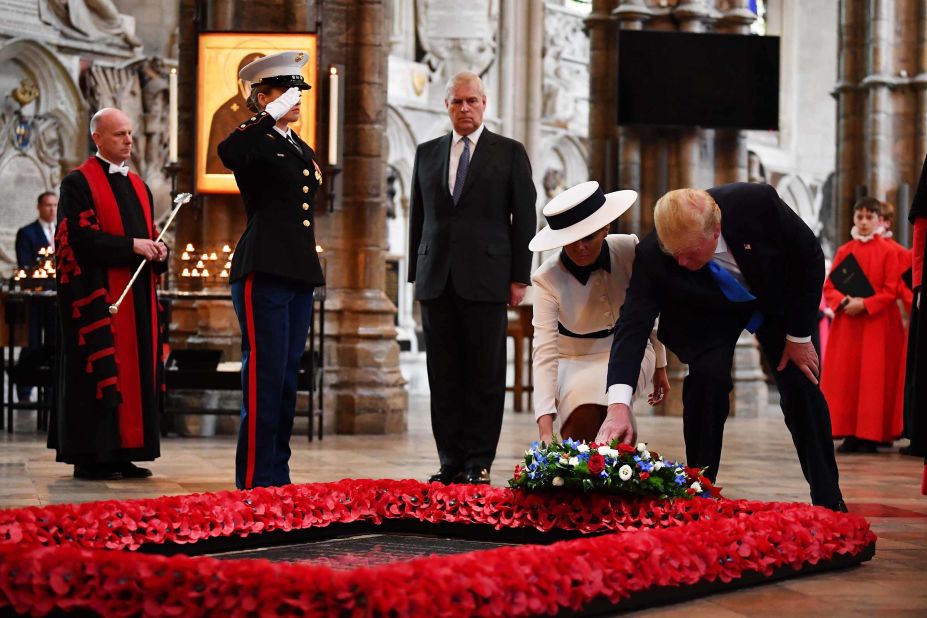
530, 181, 669, 444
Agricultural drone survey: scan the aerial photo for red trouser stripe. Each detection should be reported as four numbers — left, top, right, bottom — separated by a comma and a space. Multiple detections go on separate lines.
244, 274, 258, 489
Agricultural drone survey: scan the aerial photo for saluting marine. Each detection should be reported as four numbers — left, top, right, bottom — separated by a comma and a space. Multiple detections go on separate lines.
218, 50, 324, 490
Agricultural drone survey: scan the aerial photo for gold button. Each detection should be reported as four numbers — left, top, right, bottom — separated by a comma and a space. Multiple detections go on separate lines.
302, 186, 309, 193
303, 220, 311, 227
303, 169, 310, 176
250, 116, 256, 121
302, 203, 309, 210
239, 123, 246, 128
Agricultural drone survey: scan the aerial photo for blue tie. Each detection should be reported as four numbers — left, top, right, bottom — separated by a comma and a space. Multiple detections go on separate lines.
708, 260, 764, 333
452, 137, 470, 205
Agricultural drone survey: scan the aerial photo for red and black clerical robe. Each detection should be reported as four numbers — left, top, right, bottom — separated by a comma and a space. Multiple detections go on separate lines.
49, 156, 164, 465
906, 153, 927, 494
821, 236, 905, 444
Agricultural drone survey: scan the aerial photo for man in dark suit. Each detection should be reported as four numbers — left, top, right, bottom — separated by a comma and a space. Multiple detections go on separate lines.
14, 191, 57, 402
602, 183, 846, 511
16, 191, 57, 270
408, 71, 537, 485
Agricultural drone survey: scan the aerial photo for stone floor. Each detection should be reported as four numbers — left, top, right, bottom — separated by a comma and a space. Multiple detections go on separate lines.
1, 389, 925, 616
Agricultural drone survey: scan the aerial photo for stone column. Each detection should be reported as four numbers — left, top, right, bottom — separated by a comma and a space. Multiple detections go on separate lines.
835, 0, 868, 239
319, 0, 406, 434
613, 0, 652, 234
917, 0, 927, 169
714, 0, 753, 186
863, 0, 896, 201
586, 0, 619, 193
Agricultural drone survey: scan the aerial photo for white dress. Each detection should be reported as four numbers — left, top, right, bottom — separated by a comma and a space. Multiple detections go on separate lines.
531, 234, 666, 426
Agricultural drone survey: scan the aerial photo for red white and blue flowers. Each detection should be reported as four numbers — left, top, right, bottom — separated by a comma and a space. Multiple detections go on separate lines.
510, 438, 721, 500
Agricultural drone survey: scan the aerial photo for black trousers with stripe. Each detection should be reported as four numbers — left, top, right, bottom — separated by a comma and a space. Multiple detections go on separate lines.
231, 272, 314, 489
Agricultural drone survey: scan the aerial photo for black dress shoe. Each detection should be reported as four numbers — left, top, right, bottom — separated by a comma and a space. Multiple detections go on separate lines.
117, 462, 153, 478
822, 499, 849, 513
73, 465, 123, 481
464, 467, 491, 485
428, 466, 464, 484
836, 437, 859, 453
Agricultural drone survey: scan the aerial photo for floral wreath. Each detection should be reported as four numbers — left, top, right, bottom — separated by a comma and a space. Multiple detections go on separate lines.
511, 439, 721, 499
0, 476, 876, 616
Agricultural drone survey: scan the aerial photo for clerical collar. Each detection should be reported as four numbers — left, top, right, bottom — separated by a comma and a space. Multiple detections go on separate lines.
559, 241, 611, 285
95, 152, 127, 168
850, 225, 877, 243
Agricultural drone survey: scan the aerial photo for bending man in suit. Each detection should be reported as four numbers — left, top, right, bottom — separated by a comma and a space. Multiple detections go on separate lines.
14, 191, 57, 403
408, 71, 537, 485
602, 183, 846, 511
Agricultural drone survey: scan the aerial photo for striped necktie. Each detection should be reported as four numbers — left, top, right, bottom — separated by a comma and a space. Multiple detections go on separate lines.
452, 136, 470, 205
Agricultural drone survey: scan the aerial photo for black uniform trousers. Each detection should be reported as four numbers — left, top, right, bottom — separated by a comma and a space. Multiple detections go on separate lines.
231, 272, 314, 490
681, 313, 842, 507
421, 276, 507, 472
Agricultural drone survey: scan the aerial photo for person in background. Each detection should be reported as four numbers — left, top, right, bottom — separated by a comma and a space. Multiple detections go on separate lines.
13, 191, 57, 403
408, 71, 537, 486
529, 181, 668, 445
821, 197, 905, 454
51, 108, 166, 480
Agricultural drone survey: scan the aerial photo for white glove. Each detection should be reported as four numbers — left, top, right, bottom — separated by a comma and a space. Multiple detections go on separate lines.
264, 87, 301, 120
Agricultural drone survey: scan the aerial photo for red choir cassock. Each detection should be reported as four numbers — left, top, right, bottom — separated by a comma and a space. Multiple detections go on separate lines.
49, 156, 164, 466
821, 235, 905, 444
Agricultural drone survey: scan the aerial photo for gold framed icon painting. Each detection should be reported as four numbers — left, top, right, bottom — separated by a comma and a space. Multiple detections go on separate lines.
196, 32, 318, 194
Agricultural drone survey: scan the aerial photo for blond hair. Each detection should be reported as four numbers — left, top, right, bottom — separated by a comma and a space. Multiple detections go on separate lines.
653, 188, 721, 255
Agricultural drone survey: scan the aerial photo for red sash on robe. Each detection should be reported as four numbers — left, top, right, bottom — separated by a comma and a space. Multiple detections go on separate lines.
77, 158, 158, 449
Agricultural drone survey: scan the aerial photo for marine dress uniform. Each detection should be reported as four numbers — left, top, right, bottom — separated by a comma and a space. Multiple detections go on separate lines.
217, 51, 324, 490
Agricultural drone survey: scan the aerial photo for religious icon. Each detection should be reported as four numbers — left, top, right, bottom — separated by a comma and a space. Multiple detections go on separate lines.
196, 33, 318, 194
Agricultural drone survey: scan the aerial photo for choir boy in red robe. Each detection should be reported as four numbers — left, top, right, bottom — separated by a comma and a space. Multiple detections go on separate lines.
821, 197, 905, 453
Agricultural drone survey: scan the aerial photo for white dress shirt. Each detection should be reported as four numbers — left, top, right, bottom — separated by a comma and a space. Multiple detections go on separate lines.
40, 220, 55, 245
448, 124, 484, 196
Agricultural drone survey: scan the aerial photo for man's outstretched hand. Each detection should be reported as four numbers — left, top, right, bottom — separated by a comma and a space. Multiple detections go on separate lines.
595, 403, 637, 445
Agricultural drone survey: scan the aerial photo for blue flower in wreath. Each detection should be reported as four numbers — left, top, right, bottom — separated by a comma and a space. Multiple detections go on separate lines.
578, 451, 591, 462
636, 460, 654, 473
674, 475, 687, 486
563, 438, 580, 450
599, 470, 609, 479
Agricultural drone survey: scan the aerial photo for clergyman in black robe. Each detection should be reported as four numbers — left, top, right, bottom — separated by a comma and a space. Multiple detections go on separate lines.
50, 107, 168, 481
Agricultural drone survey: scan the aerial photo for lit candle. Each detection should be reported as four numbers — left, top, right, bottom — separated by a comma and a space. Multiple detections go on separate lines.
222, 244, 232, 253
168, 68, 178, 163
185, 243, 195, 252
328, 66, 339, 166
181, 267, 190, 277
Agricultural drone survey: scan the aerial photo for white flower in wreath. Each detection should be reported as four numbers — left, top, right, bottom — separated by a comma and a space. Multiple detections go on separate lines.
577, 444, 590, 453
636, 442, 648, 453
597, 445, 610, 456
559, 456, 569, 465
552, 476, 565, 487
618, 465, 633, 481
690, 481, 702, 493
653, 461, 664, 471
568, 456, 580, 467
641, 450, 651, 461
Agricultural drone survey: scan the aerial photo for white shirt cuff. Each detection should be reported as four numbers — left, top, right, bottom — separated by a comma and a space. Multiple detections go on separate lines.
785, 334, 812, 344
607, 384, 634, 407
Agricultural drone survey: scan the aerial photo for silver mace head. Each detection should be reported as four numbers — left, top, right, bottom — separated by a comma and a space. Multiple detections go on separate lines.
108, 304, 119, 314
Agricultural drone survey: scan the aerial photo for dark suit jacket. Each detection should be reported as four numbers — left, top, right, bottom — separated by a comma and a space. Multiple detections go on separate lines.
218, 112, 325, 286
608, 182, 824, 388
206, 94, 250, 174
407, 129, 537, 303
15, 221, 51, 269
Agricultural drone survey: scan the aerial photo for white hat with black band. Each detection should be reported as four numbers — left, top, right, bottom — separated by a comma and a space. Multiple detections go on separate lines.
529, 181, 638, 252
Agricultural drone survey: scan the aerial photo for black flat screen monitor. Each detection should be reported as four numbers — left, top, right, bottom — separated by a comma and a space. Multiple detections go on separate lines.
617, 29, 780, 130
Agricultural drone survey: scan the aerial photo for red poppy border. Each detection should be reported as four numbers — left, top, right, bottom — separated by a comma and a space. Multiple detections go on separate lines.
0, 479, 875, 616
